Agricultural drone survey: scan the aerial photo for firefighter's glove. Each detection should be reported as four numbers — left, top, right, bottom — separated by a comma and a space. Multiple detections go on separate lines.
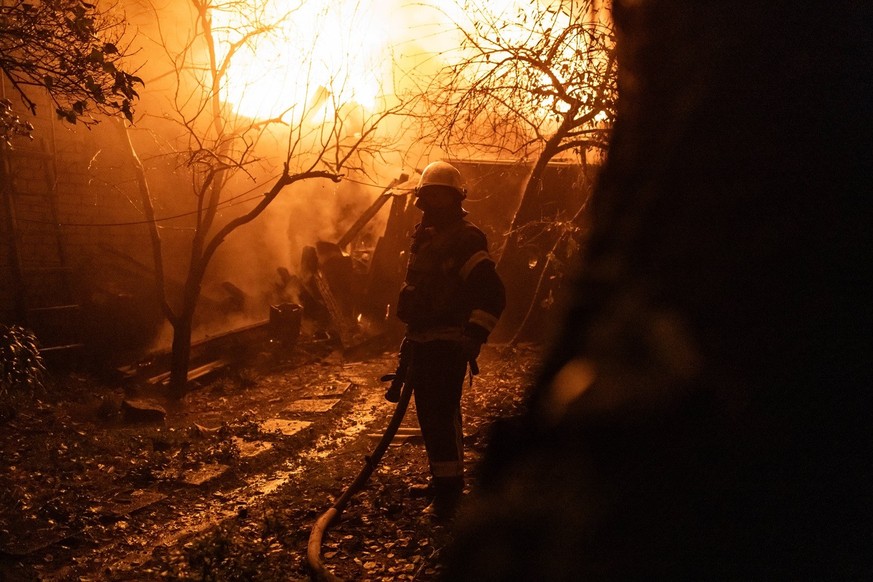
461, 337, 483, 363
462, 324, 489, 372
381, 373, 403, 403
382, 338, 412, 403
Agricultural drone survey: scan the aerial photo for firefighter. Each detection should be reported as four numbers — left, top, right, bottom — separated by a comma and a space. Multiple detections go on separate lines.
393, 160, 506, 520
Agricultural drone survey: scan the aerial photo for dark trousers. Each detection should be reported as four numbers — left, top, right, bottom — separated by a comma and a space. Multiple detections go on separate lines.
407, 340, 468, 481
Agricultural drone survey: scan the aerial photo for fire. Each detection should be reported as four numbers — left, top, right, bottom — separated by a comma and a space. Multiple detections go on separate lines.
210, 0, 395, 122
207, 0, 600, 137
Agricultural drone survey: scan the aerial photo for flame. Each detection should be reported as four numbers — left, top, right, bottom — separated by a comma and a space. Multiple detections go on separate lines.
208, 0, 600, 134
210, 0, 394, 121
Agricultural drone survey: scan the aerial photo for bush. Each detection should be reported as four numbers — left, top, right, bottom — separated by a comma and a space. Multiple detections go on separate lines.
0, 325, 46, 397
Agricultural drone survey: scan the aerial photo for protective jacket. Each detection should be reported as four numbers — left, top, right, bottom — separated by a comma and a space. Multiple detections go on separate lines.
397, 217, 505, 343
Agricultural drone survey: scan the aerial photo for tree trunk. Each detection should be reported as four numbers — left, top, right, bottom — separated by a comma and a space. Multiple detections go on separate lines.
493, 133, 576, 342
168, 316, 192, 400
168, 264, 205, 399
445, 1, 872, 577
497, 142, 560, 263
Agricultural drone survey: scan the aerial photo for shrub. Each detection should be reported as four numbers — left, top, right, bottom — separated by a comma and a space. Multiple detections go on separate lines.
0, 325, 46, 397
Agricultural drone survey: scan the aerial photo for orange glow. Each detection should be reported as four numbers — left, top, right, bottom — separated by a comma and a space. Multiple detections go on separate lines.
210, 0, 394, 122
209, 0, 594, 131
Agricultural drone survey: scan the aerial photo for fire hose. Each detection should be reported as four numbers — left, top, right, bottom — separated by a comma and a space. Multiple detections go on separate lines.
306, 380, 414, 582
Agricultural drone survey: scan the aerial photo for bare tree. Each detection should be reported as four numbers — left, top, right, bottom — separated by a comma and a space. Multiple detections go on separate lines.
412, 0, 617, 341
0, 0, 141, 140
125, 0, 401, 398
417, 0, 615, 171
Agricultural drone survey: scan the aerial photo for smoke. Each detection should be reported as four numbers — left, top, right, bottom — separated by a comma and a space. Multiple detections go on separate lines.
111, 0, 489, 351
179, 160, 405, 336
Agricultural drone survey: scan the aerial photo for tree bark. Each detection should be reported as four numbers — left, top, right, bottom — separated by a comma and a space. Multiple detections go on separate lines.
494, 112, 584, 342
168, 314, 193, 400
445, 1, 873, 578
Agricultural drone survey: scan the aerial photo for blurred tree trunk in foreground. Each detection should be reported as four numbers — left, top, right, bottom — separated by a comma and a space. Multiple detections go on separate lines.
445, 1, 872, 579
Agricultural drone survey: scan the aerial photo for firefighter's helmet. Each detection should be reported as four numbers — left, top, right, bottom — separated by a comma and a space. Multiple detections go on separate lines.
416, 161, 466, 198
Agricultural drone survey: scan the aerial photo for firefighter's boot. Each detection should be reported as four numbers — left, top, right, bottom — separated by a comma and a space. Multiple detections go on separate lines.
422, 476, 463, 520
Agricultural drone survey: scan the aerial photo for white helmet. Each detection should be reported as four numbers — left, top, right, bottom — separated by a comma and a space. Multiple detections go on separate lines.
416, 161, 466, 198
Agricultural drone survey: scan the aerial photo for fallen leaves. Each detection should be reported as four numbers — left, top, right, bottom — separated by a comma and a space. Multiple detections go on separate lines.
0, 344, 539, 580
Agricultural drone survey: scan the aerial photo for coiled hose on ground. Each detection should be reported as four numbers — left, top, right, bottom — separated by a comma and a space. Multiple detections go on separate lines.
306, 381, 413, 581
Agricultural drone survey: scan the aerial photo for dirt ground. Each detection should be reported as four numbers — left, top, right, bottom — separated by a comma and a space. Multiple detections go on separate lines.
0, 339, 540, 581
